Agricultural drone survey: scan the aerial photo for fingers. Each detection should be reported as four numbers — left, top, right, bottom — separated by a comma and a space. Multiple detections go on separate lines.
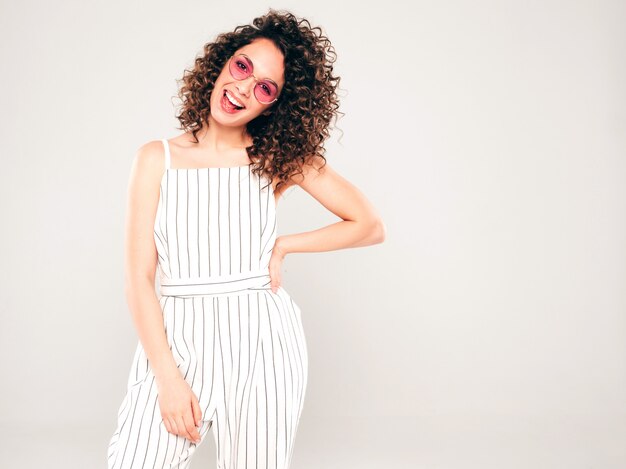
164, 417, 176, 436
271, 273, 280, 292
163, 417, 172, 434
191, 394, 203, 427
185, 409, 202, 443
269, 259, 281, 293
179, 412, 201, 444
162, 402, 202, 444
269, 238, 288, 293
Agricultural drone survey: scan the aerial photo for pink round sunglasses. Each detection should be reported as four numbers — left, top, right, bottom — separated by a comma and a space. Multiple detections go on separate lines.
228, 53, 280, 105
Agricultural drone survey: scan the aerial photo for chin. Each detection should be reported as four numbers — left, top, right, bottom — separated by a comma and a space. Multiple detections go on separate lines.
211, 107, 261, 127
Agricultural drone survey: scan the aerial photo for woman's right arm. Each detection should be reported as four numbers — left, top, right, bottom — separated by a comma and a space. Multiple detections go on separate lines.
123, 141, 203, 444
123, 141, 180, 382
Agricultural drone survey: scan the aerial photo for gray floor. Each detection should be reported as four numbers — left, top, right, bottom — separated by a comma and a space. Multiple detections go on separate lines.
1, 414, 624, 468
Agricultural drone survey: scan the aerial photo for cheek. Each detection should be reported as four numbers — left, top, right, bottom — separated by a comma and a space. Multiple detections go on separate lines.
211, 74, 227, 97
249, 101, 266, 113
210, 79, 230, 108
238, 97, 263, 115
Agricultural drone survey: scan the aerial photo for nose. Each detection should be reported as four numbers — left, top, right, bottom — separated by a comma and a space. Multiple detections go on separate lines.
235, 76, 255, 98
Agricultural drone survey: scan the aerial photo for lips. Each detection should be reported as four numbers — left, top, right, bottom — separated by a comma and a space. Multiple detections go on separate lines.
224, 89, 245, 109
220, 90, 243, 114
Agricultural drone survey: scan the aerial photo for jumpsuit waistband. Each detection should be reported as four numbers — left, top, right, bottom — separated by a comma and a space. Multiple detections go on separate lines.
159, 268, 272, 298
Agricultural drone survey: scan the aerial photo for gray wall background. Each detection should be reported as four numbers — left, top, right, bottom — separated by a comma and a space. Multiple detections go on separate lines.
0, 1, 624, 468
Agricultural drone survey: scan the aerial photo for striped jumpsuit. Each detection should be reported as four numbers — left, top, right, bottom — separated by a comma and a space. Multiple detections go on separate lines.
107, 139, 309, 469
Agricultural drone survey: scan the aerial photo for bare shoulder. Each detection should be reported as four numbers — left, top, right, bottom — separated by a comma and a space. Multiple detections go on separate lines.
134, 139, 167, 170
129, 140, 167, 180
126, 140, 168, 200
272, 155, 324, 196
292, 155, 343, 190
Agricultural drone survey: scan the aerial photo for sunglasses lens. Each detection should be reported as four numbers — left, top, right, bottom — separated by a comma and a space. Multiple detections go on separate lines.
254, 81, 279, 104
229, 56, 250, 80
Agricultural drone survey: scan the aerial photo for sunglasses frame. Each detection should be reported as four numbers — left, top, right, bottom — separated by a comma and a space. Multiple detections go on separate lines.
228, 53, 280, 105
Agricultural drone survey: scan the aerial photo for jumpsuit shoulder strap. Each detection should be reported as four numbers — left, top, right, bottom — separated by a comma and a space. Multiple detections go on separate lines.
161, 138, 171, 170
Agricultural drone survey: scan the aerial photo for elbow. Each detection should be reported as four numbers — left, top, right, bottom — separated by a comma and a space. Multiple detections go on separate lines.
370, 218, 386, 244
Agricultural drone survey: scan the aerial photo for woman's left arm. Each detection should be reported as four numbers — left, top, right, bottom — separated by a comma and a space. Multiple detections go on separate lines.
275, 157, 386, 256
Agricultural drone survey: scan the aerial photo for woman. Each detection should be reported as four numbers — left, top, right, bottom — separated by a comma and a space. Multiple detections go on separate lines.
107, 9, 386, 469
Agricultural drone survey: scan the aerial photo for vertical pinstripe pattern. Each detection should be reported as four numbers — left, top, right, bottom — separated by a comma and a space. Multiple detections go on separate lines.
107, 139, 308, 469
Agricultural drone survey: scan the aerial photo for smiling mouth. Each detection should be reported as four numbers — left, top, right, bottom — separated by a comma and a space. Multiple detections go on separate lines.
224, 90, 245, 110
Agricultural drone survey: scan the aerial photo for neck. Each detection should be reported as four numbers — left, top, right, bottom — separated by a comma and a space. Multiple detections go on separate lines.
196, 115, 251, 150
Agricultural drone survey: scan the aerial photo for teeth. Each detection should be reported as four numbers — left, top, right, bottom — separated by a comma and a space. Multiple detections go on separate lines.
225, 90, 244, 108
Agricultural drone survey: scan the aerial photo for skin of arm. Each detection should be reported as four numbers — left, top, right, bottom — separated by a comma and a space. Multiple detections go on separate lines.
274, 156, 386, 257
123, 141, 181, 383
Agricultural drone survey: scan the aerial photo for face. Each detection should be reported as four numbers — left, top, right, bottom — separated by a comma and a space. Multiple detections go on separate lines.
210, 37, 285, 126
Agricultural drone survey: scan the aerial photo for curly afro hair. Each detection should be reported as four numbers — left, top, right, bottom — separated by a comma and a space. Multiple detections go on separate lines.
174, 8, 343, 193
